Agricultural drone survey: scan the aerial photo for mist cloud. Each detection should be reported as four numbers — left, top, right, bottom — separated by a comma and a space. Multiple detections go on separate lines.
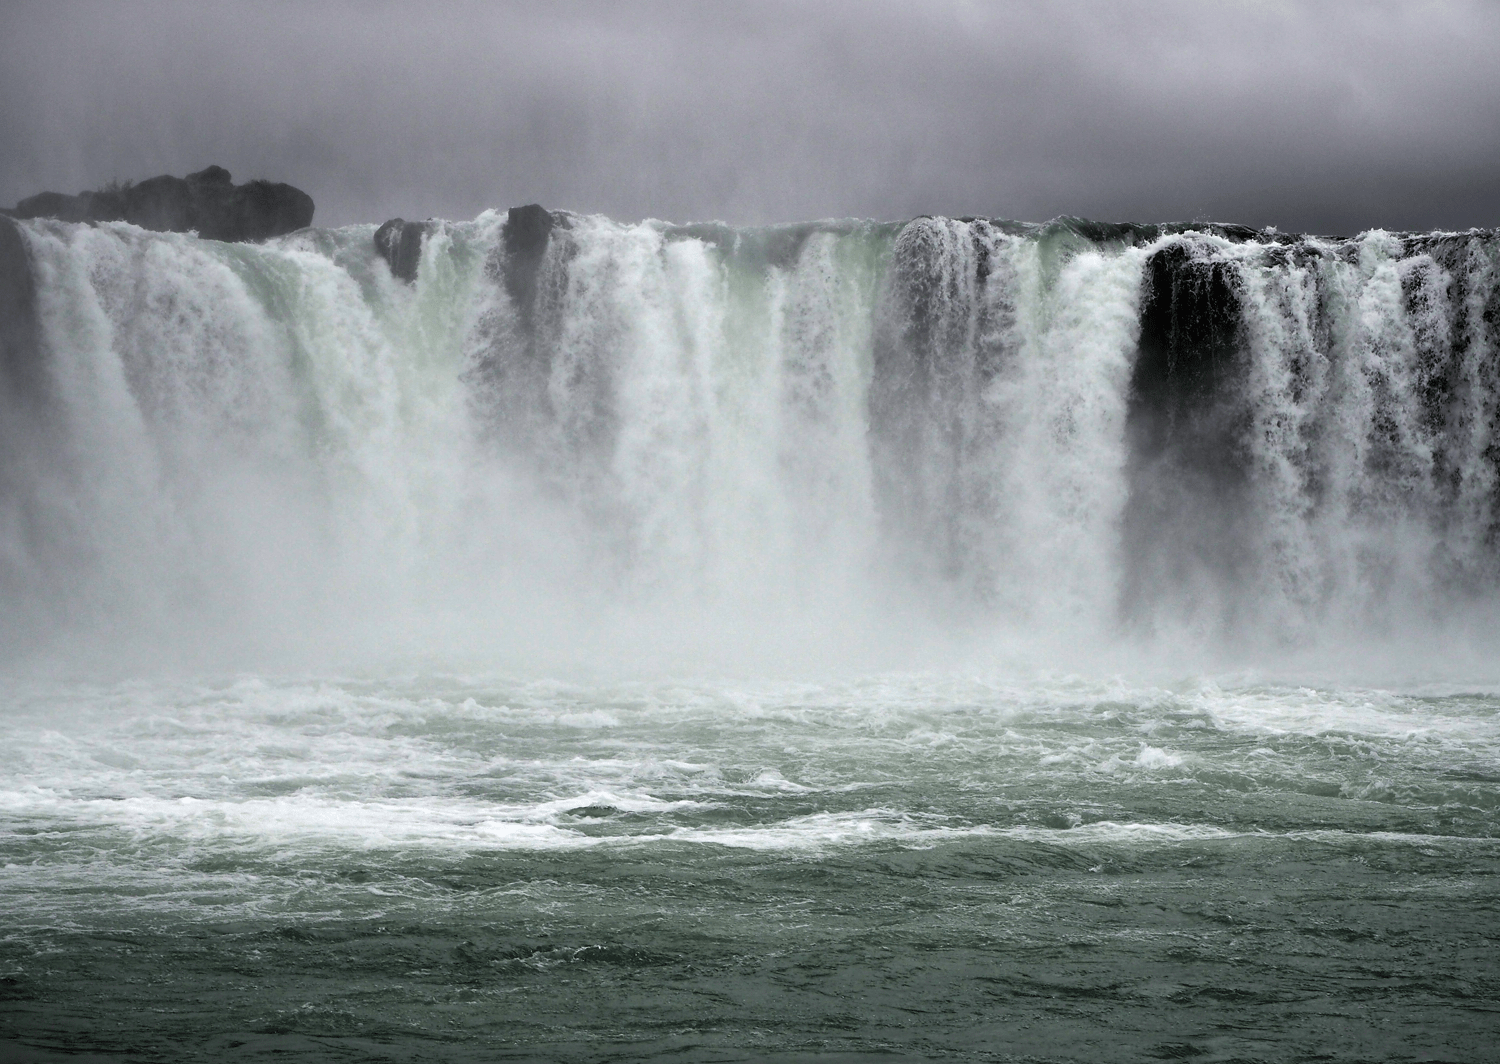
2, 0, 1497, 233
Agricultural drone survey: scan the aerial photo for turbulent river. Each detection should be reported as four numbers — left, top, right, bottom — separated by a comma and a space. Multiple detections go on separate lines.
0, 209, 1497, 1061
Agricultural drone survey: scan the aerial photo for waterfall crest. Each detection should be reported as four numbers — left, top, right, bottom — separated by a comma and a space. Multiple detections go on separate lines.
2, 211, 1497, 665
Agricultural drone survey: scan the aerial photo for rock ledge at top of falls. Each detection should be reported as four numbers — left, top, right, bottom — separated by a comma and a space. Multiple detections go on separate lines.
0, 166, 314, 243
373, 218, 433, 283
375, 203, 565, 287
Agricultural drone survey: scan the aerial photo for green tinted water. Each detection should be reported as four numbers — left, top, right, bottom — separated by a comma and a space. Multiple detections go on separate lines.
2, 673, 1496, 1061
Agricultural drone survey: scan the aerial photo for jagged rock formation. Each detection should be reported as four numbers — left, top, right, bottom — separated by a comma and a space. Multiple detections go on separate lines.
1, 166, 313, 242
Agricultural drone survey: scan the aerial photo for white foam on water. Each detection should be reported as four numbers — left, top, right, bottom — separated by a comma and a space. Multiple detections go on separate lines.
0, 672, 1494, 874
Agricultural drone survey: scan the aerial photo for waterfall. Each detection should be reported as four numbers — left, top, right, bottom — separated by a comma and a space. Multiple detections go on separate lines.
2, 211, 1498, 664
1123, 227, 1500, 640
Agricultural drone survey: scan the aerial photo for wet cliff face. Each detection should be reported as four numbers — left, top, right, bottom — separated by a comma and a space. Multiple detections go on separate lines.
3, 166, 314, 242
1120, 240, 1252, 627
868, 218, 1500, 637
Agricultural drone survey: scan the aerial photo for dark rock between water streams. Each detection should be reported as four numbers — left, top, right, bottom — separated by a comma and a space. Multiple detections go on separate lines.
374, 219, 433, 284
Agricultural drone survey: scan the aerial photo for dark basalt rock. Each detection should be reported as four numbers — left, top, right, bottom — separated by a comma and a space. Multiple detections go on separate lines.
4, 166, 313, 242
374, 218, 432, 283
215, 172, 315, 242
500, 204, 567, 326
7, 191, 93, 223
1121, 238, 1253, 624
372, 205, 567, 293
503, 203, 555, 260
1131, 242, 1244, 426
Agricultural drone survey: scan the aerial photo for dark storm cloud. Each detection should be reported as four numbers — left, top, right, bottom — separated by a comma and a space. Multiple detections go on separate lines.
2, 0, 1497, 232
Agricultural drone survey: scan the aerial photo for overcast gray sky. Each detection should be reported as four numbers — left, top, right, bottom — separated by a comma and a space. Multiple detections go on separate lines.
2, 0, 1497, 233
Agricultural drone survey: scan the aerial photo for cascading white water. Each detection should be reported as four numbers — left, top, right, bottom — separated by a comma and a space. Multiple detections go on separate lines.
5, 216, 501, 661
870, 218, 1146, 627
518, 217, 881, 603
3, 211, 1499, 668
1150, 228, 1500, 640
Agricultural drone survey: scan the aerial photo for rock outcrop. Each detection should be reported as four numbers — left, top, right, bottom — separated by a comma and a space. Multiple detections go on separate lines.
1, 166, 314, 242
500, 204, 561, 322
373, 204, 566, 297
373, 218, 433, 283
